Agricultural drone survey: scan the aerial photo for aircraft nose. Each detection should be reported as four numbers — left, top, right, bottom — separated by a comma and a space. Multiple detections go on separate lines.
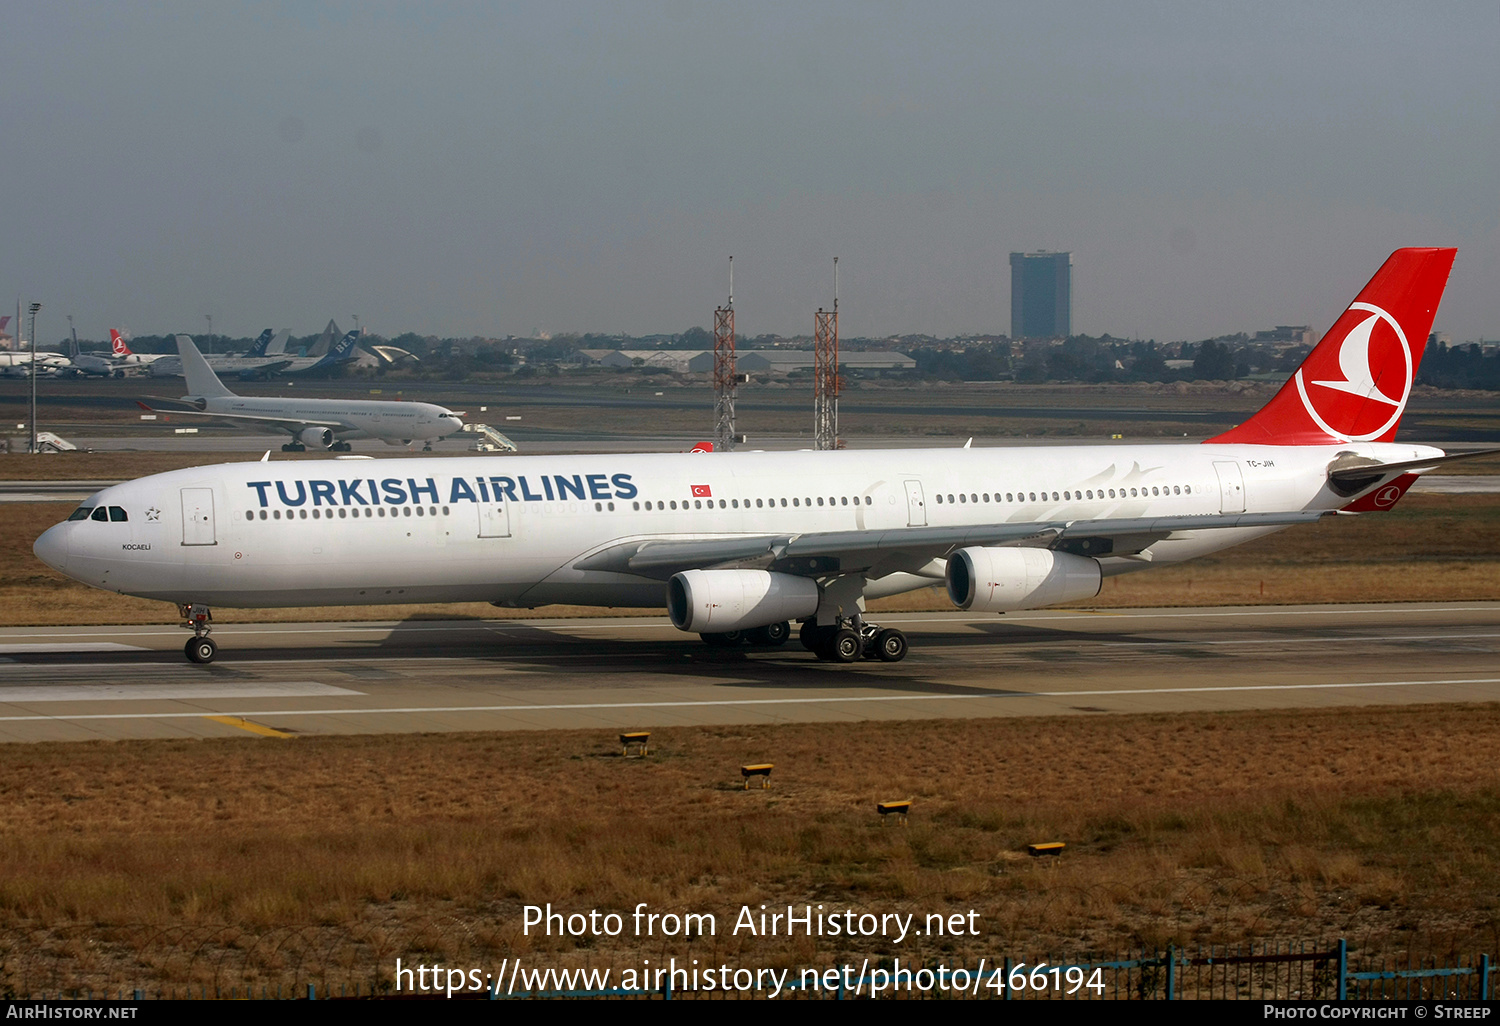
33, 523, 69, 574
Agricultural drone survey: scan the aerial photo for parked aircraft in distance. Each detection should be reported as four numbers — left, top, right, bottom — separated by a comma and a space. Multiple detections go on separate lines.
135, 334, 464, 454
35, 248, 1497, 664
148, 327, 356, 379
0, 347, 71, 376
71, 330, 170, 377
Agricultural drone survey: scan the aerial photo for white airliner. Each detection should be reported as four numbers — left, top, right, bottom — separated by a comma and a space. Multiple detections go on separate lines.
137, 334, 464, 453
0, 347, 71, 376
35, 248, 1495, 665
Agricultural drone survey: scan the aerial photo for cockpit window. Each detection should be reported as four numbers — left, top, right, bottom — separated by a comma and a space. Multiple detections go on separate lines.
90, 507, 109, 522
109, 506, 128, 522
68, 507, 94, 521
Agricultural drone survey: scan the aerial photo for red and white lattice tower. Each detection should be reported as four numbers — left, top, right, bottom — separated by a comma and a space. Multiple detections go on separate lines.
713, 257, 736, 452
813, 257, 840, 450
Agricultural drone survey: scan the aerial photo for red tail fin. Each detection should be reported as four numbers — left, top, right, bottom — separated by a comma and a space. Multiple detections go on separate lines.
110, 329, 131, 357
1207, 247, 1456, 445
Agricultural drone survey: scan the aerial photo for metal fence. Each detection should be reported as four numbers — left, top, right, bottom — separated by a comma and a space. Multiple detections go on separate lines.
5, 938, 1494, 1000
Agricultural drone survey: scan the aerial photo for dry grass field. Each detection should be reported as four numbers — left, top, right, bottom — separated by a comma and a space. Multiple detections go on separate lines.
1, 707, 1498, 995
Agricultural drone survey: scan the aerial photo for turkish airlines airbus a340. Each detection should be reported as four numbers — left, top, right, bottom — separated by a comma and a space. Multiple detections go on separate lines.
33, 248, 1495, 664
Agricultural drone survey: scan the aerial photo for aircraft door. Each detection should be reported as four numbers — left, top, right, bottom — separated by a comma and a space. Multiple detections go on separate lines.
1213, 461, 1246, 514
180, 488, 217, 545
478, 502, 512, 538
904, 480, 927, 527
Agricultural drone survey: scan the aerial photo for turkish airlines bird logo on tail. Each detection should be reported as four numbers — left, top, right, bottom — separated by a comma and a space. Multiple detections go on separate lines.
110, 330, 132, 357
1294, 301, 1412, 442
1208, 248, 1455, 446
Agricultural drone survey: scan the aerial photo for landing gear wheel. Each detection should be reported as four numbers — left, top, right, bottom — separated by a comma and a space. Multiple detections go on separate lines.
748, 621, 790, 646
873, 628, 908, 662
701, 630, 744, 648
826, 628, 862, 664
185, 637, 217, 664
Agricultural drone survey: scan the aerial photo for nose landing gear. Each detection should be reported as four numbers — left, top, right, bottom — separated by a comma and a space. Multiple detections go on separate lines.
179, 603, 217, 664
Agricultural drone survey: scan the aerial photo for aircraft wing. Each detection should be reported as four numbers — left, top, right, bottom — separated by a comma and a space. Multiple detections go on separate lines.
573, 509, 1330, 581
134, 404, 346, 434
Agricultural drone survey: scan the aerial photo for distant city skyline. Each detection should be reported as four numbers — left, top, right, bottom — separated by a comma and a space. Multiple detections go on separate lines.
4, 4, 1497, 343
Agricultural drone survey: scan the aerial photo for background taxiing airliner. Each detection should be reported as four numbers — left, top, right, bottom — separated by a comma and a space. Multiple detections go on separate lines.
35, 248, 1497, 665
136, 334, 464, 453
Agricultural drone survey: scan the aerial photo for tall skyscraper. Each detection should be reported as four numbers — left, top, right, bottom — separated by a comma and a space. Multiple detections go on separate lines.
1010, 251, 1071, 339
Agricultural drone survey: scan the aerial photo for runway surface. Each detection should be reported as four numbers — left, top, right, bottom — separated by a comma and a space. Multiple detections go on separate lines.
0, 603, 1497, 743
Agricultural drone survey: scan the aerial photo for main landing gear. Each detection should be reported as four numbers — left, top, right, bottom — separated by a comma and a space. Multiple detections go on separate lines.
282, 441, 352, 452
799, 618, 908, 664
698, 618, 907, 663
700, 620, 791, 648
179, 603, 217, 664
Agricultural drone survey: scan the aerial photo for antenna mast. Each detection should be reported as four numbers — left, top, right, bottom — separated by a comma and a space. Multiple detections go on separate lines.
814, 257, 840, 450
712, 257, 738, 452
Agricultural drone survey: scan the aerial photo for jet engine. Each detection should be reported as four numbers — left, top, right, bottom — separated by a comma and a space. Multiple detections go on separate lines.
945, 547, 1101, 613
299, 427, 335, 449
667, 569, 819, 633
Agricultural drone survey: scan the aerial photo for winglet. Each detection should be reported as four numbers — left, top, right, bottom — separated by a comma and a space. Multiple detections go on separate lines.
175, 335, 237, 399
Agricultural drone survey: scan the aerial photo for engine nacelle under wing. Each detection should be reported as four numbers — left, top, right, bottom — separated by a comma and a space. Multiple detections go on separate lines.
299, 426, 335, 449
668, 569, 820, 633
945, 547, 1102, 613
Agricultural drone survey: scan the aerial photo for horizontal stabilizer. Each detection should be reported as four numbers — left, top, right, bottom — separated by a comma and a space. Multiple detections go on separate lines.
1328, 447, 1500, 486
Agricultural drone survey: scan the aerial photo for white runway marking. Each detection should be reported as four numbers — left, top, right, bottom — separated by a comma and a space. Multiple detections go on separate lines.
0, 643, 149, 654
0, 676, 1494, 722
1098, 632, 1500, 648
0, 682, 363, 704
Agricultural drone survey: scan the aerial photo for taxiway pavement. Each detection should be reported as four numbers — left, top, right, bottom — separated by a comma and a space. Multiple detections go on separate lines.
0, 603, 1496, 742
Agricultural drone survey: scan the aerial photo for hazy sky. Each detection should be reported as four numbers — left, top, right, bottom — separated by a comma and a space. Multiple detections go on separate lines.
4, 2, 1497, 343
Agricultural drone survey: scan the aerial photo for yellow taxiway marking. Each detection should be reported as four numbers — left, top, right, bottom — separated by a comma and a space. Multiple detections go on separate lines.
205, 715, 295, 739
